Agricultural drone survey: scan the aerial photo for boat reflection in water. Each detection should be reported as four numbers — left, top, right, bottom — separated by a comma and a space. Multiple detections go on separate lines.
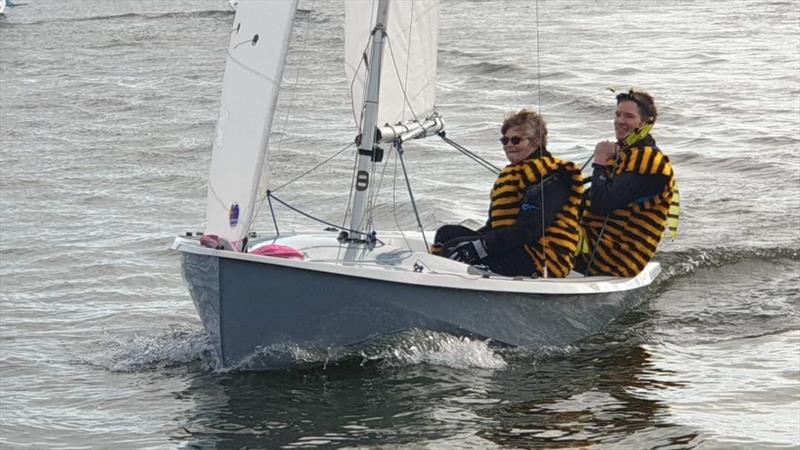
170, 321, 696, 448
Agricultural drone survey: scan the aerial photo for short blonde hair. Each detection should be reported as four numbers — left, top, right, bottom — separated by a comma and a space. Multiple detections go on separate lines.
501, 109, 548, 153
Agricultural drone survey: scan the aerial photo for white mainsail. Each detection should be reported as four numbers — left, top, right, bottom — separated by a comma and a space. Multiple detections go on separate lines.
345, 0, 439, 129
204, 0, 297, 242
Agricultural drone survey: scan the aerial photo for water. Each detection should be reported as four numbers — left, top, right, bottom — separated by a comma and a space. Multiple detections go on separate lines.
1, 0, 799, 448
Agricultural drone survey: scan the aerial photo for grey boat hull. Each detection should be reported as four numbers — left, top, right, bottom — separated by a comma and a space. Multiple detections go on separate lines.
178, 237, 656, 369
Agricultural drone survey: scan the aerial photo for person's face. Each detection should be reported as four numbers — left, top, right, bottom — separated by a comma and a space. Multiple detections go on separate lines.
614, 100, 645, 141
502, 125, 537, 164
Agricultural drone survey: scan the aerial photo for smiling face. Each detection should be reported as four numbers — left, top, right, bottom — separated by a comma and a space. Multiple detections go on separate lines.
614, 100, 645, 141
502, 125, 537, 164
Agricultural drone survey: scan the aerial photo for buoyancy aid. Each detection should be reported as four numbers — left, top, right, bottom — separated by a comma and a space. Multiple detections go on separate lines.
580, 136, 678, 277
489, 156, 585, 277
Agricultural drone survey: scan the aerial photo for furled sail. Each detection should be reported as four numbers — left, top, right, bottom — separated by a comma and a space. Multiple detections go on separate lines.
345, 0, 439, 129
204, 0, 298, 242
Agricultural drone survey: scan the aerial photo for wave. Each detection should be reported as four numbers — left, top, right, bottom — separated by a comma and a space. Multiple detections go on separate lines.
17, 9, 234, 26
438, 48, 486, 60
545, 94, 609, 117
15, 6, 321, 27
75, 9, 234, 23
670, 150, 799, 177
653, 245, 800, 287
450, 60, 530, 78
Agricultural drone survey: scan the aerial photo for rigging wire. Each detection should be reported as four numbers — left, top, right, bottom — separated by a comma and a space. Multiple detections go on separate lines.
273, 0, 319, 159
349, 32, 374, 131
365, 142, 396, 230
342, 22, 376, 235
356, 7, 430, 248
340, 141, 361, 236
438, 132, 501, 175
385, 35, 420, 123
361, 28, 425, 238
248, 0, 318, 236
391, 150, 413, 251
400, 0, 415, 122
534, 0, 549, 278
395, 141, 430, 251
271, 142, 355, 193
363, 143, 382, 233
337, 147, 361, 261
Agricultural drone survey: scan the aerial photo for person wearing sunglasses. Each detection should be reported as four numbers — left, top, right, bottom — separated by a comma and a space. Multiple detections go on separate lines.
432, 109, 585, 278
575, 89, 679, 277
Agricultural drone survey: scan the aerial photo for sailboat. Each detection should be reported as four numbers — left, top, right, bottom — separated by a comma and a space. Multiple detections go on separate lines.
171, 0, 661, 369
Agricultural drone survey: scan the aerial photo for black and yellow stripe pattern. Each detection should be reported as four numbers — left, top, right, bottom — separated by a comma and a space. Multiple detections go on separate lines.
582, 144, 678, 277
489, 157, 585, 277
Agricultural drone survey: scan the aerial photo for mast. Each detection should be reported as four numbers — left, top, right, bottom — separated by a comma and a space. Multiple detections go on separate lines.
344, 0, 390, 261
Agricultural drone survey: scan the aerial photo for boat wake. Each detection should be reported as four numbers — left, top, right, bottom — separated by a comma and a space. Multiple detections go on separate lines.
357, 329, 508, 370
651, 245, 799, 290
83, 325, 214, 373
231, 329, 507, 372
89, 327, 508, 373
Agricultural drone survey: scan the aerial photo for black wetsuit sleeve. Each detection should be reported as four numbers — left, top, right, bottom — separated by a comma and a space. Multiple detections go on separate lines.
589, 164, 668, 215
482, 172, 571, 253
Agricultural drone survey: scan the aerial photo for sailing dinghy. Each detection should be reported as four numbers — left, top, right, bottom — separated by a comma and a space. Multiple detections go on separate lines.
171, 0, 661, 369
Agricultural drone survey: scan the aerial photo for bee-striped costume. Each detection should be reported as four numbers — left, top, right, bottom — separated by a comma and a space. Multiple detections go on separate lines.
488, 156, 585, 277
580, 137, 679, 277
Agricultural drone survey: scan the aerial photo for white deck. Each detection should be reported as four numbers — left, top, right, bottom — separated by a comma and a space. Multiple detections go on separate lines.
171, 231, 660, 295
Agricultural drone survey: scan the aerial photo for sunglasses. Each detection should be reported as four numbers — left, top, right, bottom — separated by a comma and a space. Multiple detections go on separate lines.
500, 136, 528, 145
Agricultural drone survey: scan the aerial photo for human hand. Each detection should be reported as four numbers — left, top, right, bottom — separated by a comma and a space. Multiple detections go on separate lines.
593, 141, 619, 166
440, 237, 488, 264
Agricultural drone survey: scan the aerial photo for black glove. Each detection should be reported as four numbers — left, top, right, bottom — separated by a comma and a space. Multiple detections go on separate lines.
440, 236, 489, 264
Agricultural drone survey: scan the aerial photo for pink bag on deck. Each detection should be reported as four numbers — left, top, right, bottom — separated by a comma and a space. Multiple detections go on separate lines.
200, 234, 240, 251
250, 244, 305, 260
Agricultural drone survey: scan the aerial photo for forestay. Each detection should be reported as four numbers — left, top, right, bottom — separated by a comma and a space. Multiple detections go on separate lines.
345, 0, 439, 129
204, 0, 297, 242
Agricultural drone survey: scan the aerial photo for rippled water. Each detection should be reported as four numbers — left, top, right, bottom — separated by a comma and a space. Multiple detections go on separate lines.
1, 0, 799, 448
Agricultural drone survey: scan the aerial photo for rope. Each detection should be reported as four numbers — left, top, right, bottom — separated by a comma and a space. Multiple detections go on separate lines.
583, 145, 624, 276
579, 152, 594, 171
268, 191, 372, 240
267, 193, 280, 237
249, 142, 354, 235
